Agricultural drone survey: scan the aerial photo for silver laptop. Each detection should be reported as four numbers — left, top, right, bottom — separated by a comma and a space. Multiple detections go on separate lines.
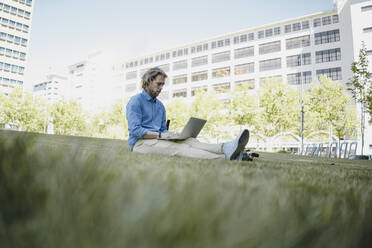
158, 117, 207, 141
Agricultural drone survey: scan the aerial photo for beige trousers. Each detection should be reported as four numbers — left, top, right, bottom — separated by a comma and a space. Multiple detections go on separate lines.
133, 138, 225, 159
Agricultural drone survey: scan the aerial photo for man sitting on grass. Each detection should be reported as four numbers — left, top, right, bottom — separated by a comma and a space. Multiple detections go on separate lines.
126, 67, 249, 160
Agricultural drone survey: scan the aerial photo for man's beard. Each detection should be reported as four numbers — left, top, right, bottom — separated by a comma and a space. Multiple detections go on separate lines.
149, 89, 160, 98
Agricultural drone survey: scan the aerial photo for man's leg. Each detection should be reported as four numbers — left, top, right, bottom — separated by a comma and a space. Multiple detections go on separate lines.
180, 138, 223, 154
133, 139, 225, 159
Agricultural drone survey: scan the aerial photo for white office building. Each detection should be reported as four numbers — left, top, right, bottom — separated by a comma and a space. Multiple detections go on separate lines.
115, 0, 372, 154
33, 74, 69, 104
0, 0, 33, 96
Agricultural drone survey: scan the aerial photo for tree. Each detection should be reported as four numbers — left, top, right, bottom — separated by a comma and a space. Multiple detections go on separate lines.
189, 90, 230, 141
49, 99, 86, 136
304, 76, 357, 138
258, 79, 300, 137
229, 84, 259, 132
347, 42, 372, 155
0, 87, 44, 132
86, 99, 129, 139
166, 98, 189, 132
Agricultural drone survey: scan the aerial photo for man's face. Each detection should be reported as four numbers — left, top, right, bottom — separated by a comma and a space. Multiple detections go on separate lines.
146, 75, 165, 98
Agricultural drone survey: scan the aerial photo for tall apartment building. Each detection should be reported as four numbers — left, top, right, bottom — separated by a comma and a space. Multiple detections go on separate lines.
0, 0, 33, 96
114, 0, 372, 154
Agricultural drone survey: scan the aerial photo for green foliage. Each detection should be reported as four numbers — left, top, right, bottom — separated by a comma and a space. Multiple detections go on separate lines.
258, 79, 300, 137
166, 98, 189, 131
230, 84, 259, 132
49, 99, 87, 135
190, 90, 229, 140
86, 99, 129, 139
1, 130, 372, 248
304, 76, 357, 137
0, 87, 44, 132
348, 42, 372, 112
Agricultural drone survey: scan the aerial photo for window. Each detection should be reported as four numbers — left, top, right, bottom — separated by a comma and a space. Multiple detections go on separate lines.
191, 86, 208, 96
287, 55, 301, 67
259, 41, 281, 55
314, 29, 340, 45
240, 34, 247, 42
213, 82, 230, 94
235, 63, 254, 75
177, 49, 183, 56
274, 27, 281, 35
303, 71, 312, 84
225, 38, 230, 46
314, 18, 321, 27
173, 74, 187, 85
125, 83, 137, 92
259, 75, 282, 85
316, 67, 342, 81
192, 56, 208, 67
172, 51, 177, 58
203, 44, 208, 51
191, 71, 208, 82
285, 24, 291, 33
191, 47, 196, 53
316, 48, 341, 63
287, 73, 302, 85
322, 16, 332, 25
212, 51, 230, 63
211, 42, 216, 49
173, 60, 187, 70
234, 36, 239, 44
332, 15, 339, 23
235, 79, 255, 89
248, 33, 254, 40
258, 30, 264, 39
363, 27, 372, 33
302, 20, 310, 29
259, 58, 281, 72
302, 53, 311, 65
158, 64, 170, 72
173, 89, 187, 98
265, 29, 273, 37
125, 71, 137, 80
184, 48, 189, 54
234, 46, 254, 59
366, 50, 372, 56
212, 67, 230, 78
197, 45, 202, 52
286, 35, 310, 49
293, 22, 301, 31
362, 5, 372, 11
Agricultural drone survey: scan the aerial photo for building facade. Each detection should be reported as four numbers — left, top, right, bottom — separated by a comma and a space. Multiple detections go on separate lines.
0, 0, 33, 96
33, 74, 69, 104
115, 0, 372, 154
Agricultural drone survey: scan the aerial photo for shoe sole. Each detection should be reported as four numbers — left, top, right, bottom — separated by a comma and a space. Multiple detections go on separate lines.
230, 129, 250, 160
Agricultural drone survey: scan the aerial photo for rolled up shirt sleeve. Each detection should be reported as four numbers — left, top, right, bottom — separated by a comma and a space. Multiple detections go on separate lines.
126, 98, 149, 139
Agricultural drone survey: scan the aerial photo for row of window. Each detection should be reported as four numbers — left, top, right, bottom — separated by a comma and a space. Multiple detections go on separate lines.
0, 2, 31, 19
316, 67, 342, 81
287, 72, 312, 85
12, 0, 32, 5
0, 61, 25, 73
0, 32, 28, 45
126, 29, 340, 69
313, 15, 339, 28
0, 46, 26, 60
126, 48, 342, 79
0, 76, 23, 85
1, 17, 29, 32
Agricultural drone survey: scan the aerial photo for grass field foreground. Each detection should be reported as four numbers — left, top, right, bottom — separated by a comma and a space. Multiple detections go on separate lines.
1, 130, 372, 248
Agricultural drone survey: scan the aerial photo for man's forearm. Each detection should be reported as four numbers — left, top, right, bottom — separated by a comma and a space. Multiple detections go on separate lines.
143, 131, 159, 139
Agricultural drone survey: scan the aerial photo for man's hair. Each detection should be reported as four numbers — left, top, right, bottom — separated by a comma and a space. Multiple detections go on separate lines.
141, 67, 168, 89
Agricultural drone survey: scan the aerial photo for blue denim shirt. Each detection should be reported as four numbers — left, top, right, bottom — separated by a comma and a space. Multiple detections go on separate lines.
126, 90, 168, 150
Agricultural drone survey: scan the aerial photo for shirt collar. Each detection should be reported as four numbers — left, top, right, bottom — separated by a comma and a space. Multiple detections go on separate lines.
141, 90, 157, 103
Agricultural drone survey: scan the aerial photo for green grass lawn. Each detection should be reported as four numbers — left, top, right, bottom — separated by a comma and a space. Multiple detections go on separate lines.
1, 130, 372, 248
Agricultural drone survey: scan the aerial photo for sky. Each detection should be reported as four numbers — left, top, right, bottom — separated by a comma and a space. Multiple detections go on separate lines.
24, 0, 336, 89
